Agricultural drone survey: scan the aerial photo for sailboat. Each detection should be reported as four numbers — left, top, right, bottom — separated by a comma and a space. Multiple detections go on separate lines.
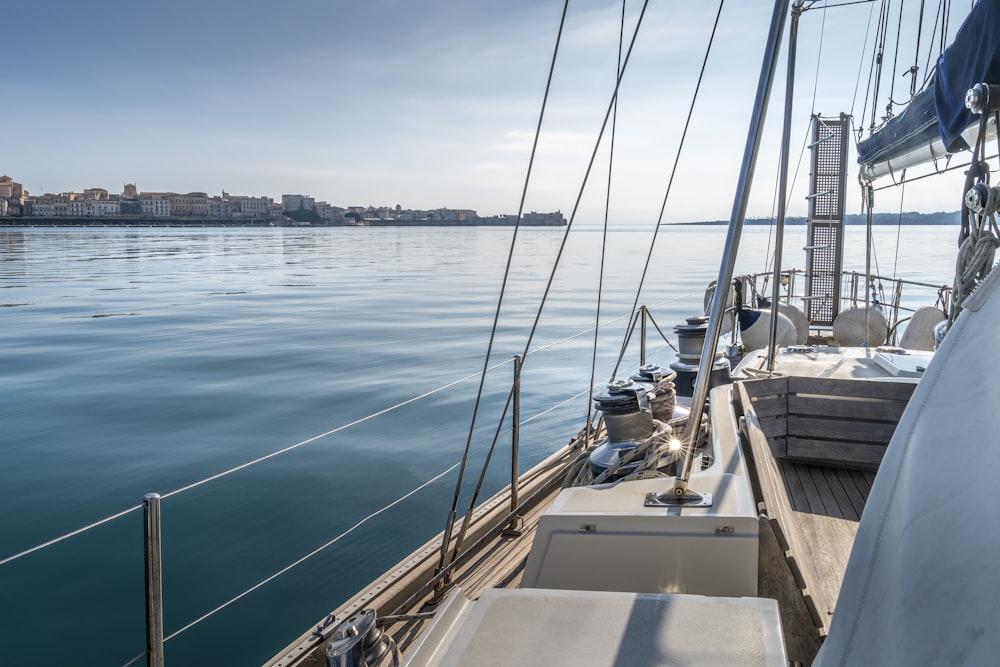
250, 1, 1000, 665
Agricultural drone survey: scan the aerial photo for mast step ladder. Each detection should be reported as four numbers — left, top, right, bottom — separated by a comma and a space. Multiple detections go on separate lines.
805, 114, 849, 326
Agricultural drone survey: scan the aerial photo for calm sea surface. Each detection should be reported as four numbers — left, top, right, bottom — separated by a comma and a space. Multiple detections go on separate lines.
0, 224, 958, 665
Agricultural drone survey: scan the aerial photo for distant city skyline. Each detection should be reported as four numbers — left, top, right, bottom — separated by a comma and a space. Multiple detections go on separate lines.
0, 174, 567, 224
4, 177, 516, 216
7, 1, 972, 222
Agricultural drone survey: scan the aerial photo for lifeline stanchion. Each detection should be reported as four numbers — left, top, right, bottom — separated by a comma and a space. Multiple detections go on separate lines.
144, 493, 164, 667
640, 306, 648, 366
505, 355, 523, 536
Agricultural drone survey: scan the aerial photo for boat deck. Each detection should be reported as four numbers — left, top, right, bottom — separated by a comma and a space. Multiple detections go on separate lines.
738, 344, 932, 381
269, 367, 912, 667
778, 460, 875, 625
782, 460, 874, 521
736, 374, 908, 664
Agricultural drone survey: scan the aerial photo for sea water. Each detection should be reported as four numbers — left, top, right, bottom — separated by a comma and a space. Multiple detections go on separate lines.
0, 224, 959, 665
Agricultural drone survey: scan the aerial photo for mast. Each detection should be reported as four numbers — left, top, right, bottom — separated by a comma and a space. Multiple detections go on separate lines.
660, 0, 792, 503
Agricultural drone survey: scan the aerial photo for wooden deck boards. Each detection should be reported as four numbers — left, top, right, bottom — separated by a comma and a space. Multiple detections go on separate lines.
737, 378, 887, 652
786, 459, 875, 613
780, 460, 875, 520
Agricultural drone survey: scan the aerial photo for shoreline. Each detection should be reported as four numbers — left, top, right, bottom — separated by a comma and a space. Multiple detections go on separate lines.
0, 211, 960, 227
0, 217, 566, 228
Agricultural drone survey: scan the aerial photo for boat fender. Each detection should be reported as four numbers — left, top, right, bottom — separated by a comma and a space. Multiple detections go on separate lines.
777, 302, 809, 344
832, 306, 888, 347
898, 306, 946, 351
740, 308, 798, 351
757, 296, 809, 345
733, 279, 797, 351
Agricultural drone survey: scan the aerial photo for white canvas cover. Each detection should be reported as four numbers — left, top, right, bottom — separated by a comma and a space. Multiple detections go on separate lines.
814, 265, 1000, 665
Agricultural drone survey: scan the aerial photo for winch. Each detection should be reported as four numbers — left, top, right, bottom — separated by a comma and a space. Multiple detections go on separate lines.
589, 379, 655, 479
670, 316, 731, 397
673, 315, 710, 364
629, 363, 676, 421
670, 356, 732, 398
325, 609, 398, 667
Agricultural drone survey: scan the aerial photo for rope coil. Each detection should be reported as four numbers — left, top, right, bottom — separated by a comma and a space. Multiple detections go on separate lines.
951, 106, 1000, 324
952, 188, 1000, 322
563, 413, 709, 488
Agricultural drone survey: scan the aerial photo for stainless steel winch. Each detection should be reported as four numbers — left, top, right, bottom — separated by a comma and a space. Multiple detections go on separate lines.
670, 316, 731, 397
629, 363, 676, 422
325, 609, 398, 667
588, 378, 656, 479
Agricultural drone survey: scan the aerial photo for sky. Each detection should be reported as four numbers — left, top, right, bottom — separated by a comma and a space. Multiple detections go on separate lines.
6, 0, 974, 222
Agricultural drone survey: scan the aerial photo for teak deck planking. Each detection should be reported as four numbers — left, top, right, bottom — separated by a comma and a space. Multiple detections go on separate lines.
736, 376, 907, 658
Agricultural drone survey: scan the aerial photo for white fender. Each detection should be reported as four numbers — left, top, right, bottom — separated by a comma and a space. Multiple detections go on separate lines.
898, 306, 946, 351
775, 302, 809, 344
740, 308, 797, 351
832, 306, 888, 347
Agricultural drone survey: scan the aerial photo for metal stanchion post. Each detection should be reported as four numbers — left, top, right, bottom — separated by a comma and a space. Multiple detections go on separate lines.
144, 493, 164, 667
505, 356, 523, 536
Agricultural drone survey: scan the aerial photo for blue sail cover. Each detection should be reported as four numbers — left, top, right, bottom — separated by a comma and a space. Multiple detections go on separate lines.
857, 0, 1000, 166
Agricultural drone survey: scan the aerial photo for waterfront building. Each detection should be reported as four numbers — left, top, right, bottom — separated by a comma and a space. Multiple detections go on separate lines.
169, 193, 211, 217
229, 195, 272, 217
30, 193, 72, 216
65, 198, 119, 216
31, 200, 57, 217
84, 188, 110, 201
140, 195, 171, 217
69, 198, 87, 216
120, 184, 141, 216
312, 202, 346, 223
282, 194, 315, 212
428, 208, 478, 221
209, 197, 231, 218
522, 211, 567, 225
91, 199, 121, 217
0, 175, 27, 215
138, 192, 173, 217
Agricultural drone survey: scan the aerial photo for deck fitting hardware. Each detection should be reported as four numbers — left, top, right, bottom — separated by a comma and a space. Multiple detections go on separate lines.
644, 491, 713, 508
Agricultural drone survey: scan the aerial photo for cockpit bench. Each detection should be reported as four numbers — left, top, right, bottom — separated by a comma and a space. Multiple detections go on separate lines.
734, 375, 916, 664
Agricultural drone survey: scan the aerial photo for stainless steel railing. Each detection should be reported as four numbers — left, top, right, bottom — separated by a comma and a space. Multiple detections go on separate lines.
738, 269, 951, 344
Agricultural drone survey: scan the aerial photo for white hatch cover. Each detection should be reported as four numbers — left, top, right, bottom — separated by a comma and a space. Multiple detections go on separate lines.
404, 588, 786, 667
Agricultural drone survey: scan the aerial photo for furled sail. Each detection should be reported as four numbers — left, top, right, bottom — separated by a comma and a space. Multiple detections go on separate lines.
858, 0, 1000, 180
813, 262, 1000, 666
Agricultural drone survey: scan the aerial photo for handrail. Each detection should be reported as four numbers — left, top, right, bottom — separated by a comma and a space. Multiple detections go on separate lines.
738, 268, 950, 345
743, 269, 949, 310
